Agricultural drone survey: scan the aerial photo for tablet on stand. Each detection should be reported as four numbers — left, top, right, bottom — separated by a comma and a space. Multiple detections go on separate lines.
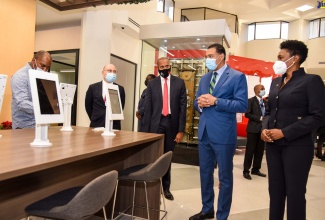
29, 70, 64, 147
102, 83, 124, 137
60, 83, 77, 132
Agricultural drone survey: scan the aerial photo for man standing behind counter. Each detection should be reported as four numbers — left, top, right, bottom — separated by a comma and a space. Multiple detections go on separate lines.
190, 43, 248, 220
11, 50, 52, 129
85, 64, 125, 130
142, 57, 187, 200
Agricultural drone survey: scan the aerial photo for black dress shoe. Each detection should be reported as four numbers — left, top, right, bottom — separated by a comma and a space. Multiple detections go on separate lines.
243, 173, 252, 180
251, 171, 267, 177
321, 156, 325, 161
189, 211, 214, 220
163, 190, 174, 200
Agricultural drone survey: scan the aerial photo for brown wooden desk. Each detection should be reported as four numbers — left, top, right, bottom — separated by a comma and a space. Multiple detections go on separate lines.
0, 126, 164, 219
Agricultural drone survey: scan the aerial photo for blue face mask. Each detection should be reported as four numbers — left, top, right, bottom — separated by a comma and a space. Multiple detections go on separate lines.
105, 73, 116, 83
206, 56, 222, 71
206, 58, 217, 71
259, 90, 265, 97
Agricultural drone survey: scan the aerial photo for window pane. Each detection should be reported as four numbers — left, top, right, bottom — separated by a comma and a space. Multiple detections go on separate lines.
165, 0, 174, 21
181, 8, 205, 21
309, 19, 320, 39
281, 22, 288, 39
321, 18, 325, 37
157, 0, 163, 12
255, 22, 280, 39
248, 24, 255, 41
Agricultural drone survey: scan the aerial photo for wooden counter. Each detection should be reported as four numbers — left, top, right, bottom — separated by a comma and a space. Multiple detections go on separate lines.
0, 126, 164, 219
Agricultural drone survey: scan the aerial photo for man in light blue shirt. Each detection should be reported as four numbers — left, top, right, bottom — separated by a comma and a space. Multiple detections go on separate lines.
11, 50, 52, 129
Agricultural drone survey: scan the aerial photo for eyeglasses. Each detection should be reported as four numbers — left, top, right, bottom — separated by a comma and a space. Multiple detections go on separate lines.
158, 65, 171, 70
103, 69, 117, 73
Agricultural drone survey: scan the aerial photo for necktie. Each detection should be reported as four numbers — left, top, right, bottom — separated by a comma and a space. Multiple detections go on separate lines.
209, 72, 217, 94
260, 99, 265, 116
162, 78, 169, 116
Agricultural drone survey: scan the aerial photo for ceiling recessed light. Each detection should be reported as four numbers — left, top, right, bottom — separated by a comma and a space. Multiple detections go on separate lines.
197, 38, 200, 41
164, 39, 167, 42
296, 5, 313, 12
202, 45, 206, 48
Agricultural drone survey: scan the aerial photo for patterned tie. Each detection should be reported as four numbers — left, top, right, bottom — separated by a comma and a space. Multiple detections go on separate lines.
260, 99, 265, 116
209, 72, 217, 94
162, 78, 169, 116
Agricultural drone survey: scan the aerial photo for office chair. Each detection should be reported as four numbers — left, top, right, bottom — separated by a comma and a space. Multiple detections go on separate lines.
111, 151, 173, 220
25, 170, 118, 220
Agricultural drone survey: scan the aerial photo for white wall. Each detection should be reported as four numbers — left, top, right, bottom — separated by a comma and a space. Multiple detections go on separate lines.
35, 26, 81, 51
245, 39, 282, 62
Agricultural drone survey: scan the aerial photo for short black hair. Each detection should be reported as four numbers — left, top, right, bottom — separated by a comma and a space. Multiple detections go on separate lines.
207, 43, 226, 60
147, 74, 156, 79
280, 40, 308, 64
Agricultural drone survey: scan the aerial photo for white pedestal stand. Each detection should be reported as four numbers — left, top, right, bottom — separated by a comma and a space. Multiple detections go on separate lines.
101, 100, 116, 136
60, 97, 73, 132
30, 124, 52, 147
102, 121, 116, 137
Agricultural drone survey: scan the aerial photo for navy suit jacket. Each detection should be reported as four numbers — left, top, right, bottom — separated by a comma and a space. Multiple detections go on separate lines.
245, 96, 267, 134
85, 81, 125, 129
142, 75, 187, 137
194, 65, 248, 145
262, 68, 325, 146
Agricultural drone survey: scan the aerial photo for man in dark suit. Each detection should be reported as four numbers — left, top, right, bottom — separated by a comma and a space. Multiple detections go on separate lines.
142, 57, 187, 201
190, 43, 248, 220
243, 84, 267, 180
85, 64, 125, 130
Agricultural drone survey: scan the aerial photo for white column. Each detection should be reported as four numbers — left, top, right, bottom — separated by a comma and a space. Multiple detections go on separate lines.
77, 10, 113, 127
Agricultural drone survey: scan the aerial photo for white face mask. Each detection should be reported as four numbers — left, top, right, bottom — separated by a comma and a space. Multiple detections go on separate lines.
272, 56, 295, 75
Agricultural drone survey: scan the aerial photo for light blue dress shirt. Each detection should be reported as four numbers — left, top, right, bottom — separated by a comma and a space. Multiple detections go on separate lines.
11, 63, 35, 129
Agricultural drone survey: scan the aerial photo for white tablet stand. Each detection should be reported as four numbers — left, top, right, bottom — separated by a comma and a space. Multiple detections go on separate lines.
101, 99, 116, 137
60, 97, 74, 131
60, 83, 76, 132
30, 124, 52, 147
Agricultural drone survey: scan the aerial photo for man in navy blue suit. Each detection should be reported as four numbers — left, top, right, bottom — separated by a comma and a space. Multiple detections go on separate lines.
190, 44, 248, 220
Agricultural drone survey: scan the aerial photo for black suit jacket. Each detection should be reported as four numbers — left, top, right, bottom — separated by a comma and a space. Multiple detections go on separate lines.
85, 81, 125, 130
262, 68, 325, 146
142, 75, 187, 137
245, 96, 266, 134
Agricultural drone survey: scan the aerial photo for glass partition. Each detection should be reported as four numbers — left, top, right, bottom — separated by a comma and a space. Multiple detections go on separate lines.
181, 7, 238, 33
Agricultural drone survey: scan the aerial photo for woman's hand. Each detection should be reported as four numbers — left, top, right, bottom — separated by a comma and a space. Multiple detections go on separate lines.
261, 129, 284, 142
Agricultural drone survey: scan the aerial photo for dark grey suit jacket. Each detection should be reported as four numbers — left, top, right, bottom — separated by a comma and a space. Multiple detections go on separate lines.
245, 96, 266, 134
142, 75, 187, 137
85, 81, 125, 130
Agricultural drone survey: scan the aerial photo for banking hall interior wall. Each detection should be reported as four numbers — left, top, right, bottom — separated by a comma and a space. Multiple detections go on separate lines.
239, 19, 325, 82
0, 0, 36, 123
34, 1, 172, 129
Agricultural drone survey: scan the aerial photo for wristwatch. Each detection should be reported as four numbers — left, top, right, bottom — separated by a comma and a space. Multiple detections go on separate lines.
214, 98, 218, 106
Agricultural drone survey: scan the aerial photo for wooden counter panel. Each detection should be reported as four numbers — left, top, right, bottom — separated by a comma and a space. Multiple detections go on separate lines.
0, 127, 164, 219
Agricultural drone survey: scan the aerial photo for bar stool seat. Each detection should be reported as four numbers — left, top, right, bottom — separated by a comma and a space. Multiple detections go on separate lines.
25, 170, 118, 220
111, 151, 173, 220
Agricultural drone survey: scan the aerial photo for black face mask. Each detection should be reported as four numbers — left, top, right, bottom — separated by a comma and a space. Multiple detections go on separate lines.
158, 68, 170, 78
144, 80, 148, 86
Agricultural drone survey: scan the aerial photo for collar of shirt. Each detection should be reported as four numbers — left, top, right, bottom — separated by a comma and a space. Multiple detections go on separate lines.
160, 74, 170, 82
210, 64, 227, 84
256, 96, 264, 106
102, 80, 113, 99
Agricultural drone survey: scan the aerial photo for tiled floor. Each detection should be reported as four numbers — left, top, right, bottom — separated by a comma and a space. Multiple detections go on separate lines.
165, 147, 325, 220
26, 147, 325, 220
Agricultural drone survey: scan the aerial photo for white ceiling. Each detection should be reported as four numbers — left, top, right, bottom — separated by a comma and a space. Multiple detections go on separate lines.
36, 0, 325, 29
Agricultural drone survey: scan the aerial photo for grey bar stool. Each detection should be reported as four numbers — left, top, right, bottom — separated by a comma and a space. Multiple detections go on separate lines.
111, 151, 173, 220
25, 170, 118, 220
